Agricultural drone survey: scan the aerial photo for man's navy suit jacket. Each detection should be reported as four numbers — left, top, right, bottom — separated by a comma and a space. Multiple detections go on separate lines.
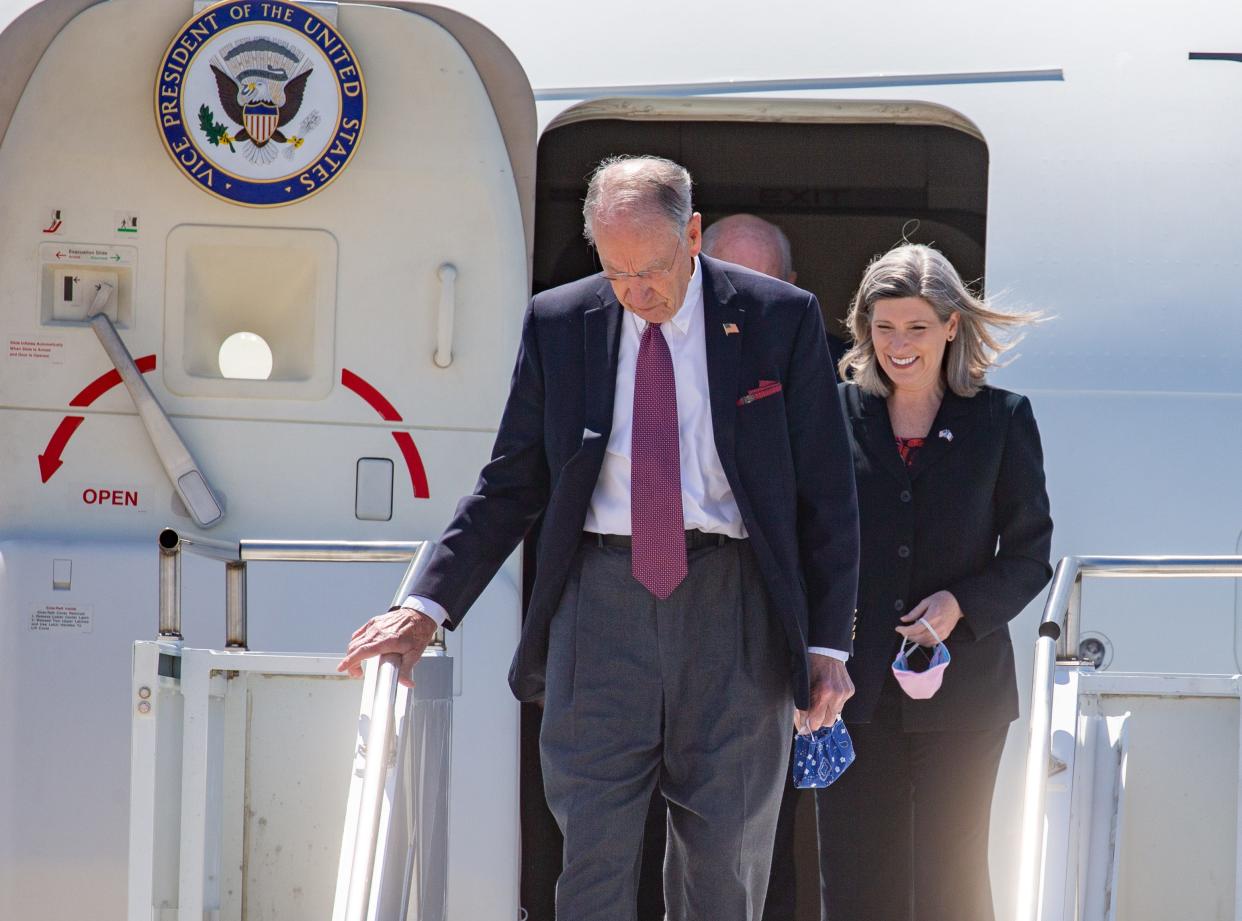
414, 255, 860, 709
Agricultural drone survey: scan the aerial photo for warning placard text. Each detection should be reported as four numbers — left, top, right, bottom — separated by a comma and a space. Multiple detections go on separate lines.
8, 337, 66, 363
30, 604, 93, 634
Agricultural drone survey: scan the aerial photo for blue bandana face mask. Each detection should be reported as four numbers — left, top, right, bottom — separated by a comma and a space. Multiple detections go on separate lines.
791, 719, 856, 789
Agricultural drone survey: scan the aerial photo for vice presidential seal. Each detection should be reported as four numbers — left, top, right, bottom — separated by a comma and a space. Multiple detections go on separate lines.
155, 1, 365, 207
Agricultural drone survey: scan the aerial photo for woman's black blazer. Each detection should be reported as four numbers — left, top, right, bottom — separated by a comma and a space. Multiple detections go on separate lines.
839, 382, 1053, 731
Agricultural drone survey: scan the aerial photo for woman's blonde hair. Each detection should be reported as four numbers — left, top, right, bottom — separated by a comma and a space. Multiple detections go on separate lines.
839, 243, 1040, 397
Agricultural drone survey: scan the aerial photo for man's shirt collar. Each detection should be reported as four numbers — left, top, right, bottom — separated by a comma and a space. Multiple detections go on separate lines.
628, 256, 701, 336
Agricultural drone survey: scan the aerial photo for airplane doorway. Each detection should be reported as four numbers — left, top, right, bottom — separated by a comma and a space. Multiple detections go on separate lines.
532, 109, 987, 333
522, 104, 989, 921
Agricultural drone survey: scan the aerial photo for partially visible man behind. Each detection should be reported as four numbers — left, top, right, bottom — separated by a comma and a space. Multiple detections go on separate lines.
339, 157, 859, 921
702, 213, 798, 284
703, 213, 848, 371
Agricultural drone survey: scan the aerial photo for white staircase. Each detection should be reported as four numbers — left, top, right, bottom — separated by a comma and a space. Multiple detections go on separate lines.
1018, 557, 1242, 921
127, 533, 453, 921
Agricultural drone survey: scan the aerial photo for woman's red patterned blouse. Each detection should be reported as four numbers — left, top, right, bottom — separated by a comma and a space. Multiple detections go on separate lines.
894, 436, 926, 468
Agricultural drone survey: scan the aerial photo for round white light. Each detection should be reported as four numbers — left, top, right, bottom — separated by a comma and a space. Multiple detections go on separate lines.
218, 331, 274, 380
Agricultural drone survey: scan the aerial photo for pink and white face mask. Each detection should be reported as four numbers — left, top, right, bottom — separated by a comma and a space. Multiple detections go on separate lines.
891, 617, 952, 700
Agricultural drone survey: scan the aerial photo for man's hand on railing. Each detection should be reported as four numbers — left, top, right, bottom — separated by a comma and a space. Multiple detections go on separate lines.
337, 606, 439, 688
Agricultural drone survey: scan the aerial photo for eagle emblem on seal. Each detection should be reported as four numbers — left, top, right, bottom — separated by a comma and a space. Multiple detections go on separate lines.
157, 0, 365, 206
200, 36, 315, 164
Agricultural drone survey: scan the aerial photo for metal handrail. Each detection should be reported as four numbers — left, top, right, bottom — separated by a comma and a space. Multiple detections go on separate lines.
1016, 554, 1242, 921
157, 527, 439, 647
342, 545, 444, 921
343, 650, 403, 921
156, 526, 445, 920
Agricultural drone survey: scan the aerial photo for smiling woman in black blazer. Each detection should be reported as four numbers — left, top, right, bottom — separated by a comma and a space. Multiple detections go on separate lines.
816, 244, 1053, 921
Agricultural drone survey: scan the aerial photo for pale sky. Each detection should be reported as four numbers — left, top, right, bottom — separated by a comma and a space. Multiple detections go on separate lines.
1, 0, 35, 34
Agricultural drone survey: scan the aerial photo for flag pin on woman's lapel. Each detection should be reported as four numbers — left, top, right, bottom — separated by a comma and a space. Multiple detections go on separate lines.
722, 322, 740, 335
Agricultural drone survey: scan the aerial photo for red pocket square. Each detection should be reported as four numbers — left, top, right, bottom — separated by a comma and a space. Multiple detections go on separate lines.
737, 380, 782, 406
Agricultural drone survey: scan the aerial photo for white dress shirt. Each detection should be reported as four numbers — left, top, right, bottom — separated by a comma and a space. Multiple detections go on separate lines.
404, 258, 847, 661
583, 258, 742, 538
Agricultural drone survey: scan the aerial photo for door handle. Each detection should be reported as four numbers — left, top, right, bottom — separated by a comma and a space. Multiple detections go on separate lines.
86, 283, 225, 528
434, 263, 456, 368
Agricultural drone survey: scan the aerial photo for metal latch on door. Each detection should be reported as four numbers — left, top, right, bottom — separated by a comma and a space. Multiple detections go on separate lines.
85, 282, 225, 528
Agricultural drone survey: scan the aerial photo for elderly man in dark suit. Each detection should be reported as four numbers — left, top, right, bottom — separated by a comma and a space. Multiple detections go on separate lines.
340, 155, 859, 921
612, 211, 836, 921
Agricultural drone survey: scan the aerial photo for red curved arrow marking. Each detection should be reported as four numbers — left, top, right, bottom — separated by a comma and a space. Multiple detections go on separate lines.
40, 356, 160, 483
70, 354, 157, 407
341, 369, 430, 499
38, 416, 85, 483
341, 368, 402, 421
392, 432, 431, 499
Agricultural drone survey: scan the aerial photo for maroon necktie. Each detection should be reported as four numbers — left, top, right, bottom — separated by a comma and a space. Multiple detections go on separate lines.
631, 323, 687, 598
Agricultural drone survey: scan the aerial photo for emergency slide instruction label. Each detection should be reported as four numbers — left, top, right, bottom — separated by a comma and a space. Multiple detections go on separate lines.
8, 337, 66, 362
40, 243, 136, 266
30, 604, 93, 633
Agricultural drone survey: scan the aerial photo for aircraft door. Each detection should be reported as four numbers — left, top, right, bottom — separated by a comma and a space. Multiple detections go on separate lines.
0, 2, 534, 920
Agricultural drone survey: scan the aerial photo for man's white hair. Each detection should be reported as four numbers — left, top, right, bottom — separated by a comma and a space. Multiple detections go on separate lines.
582, 155, 693, 244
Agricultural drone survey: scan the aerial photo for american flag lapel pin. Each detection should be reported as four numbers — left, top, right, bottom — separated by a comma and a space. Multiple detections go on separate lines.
722, 322, 740, 335
938, 428, 954, 442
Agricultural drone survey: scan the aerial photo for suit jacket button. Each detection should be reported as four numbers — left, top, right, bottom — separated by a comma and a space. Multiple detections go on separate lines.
894, 599, 905, 612
897, 545, 910, 559
899, 490, 912, 503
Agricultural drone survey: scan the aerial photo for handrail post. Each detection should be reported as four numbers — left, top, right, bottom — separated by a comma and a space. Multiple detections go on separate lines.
343, 653, 402, 921
1016, 620, 1061, 921
1057, 574, 1083, 661
1015, 556, 1080, 921
158, 528, 183, 639
225, 561, 247, 649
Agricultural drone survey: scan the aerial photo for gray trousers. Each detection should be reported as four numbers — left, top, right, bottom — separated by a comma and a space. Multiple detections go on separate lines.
541, 538, 794, 921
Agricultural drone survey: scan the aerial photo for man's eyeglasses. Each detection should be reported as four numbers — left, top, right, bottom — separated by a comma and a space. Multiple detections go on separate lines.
599, 235, 685, 282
